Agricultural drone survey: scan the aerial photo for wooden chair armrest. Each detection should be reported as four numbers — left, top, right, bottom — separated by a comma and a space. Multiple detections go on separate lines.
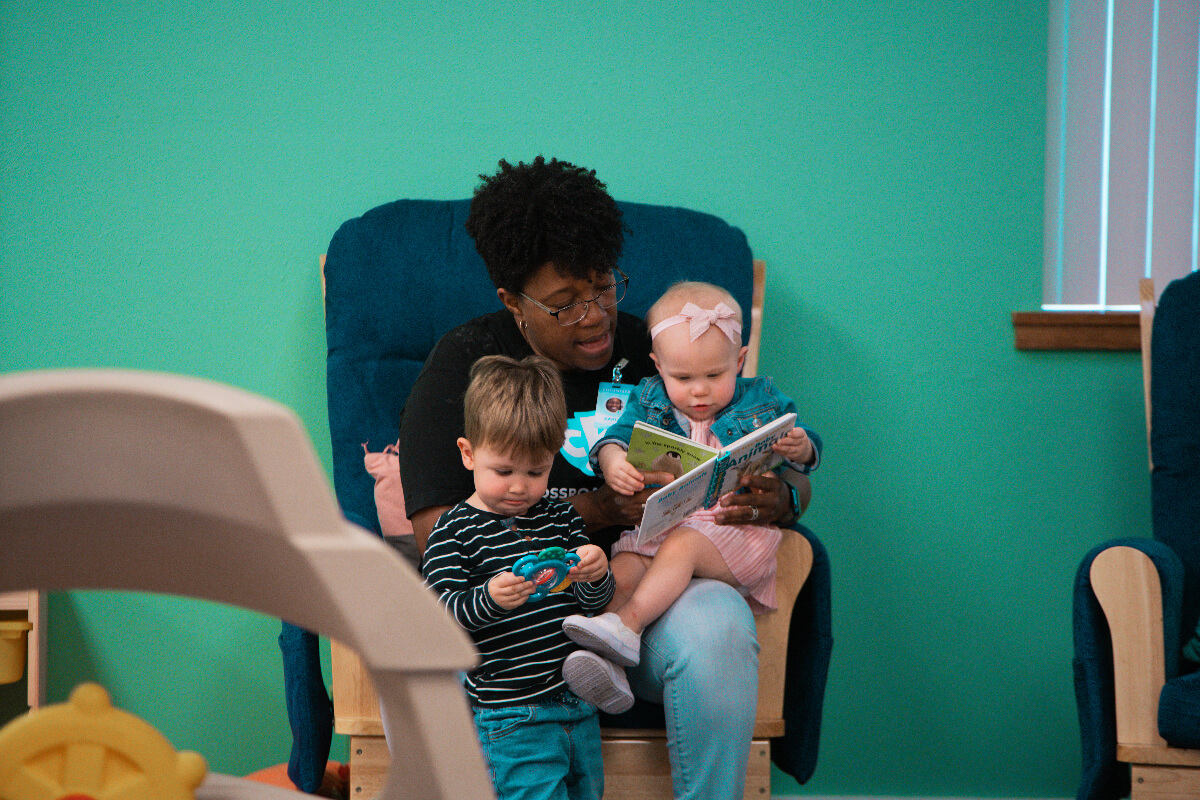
1091, 545, 1168, 748
754, 529, 813, 733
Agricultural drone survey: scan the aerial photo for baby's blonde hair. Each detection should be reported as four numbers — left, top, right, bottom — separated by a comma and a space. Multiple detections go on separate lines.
463, 355, 567, 459
645, 281, 743, 329
645, 281, 744, 352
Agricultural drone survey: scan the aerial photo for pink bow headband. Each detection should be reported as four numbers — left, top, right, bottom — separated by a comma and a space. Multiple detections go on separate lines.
649, 302, 742, 344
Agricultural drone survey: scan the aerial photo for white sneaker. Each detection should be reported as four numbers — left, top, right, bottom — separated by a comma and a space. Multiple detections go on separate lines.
562, 650, 634, 714
562, 612, 641, 667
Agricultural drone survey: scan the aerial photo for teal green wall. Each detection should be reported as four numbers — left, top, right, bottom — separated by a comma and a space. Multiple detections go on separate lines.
1, 2, 1149, 796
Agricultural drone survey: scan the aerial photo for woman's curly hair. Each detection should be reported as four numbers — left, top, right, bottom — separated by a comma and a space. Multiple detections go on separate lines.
465, 156, 625, 294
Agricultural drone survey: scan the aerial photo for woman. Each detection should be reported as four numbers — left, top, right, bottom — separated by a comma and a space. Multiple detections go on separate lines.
398, 156, 810, 800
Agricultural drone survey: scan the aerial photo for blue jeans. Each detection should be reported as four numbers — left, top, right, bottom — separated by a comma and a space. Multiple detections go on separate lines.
473, 694, 603, 800
627, 579, 759, 800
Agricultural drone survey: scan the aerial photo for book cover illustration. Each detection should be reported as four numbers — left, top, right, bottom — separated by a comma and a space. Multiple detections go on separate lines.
626, 423, 719, 480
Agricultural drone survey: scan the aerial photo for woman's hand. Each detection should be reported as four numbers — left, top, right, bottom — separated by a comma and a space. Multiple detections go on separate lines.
569, 543, 609, 583
488, 571, 535, 610
573, 476, 675, 530
716, 472, 793, 526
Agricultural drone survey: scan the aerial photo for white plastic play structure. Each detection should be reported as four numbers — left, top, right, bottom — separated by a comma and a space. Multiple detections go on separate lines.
0, 369, 490, 800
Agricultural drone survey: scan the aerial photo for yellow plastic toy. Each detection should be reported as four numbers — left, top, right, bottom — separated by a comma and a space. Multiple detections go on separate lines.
0, 620, 32, 684
0, 682, 207, 800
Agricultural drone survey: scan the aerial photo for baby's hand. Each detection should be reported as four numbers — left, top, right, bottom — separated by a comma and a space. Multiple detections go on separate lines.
598, 444, 645, 496
773, 428, 814, 466
568, 544, 609, 584
606, 461, 646, 495
489, 571, 534, 610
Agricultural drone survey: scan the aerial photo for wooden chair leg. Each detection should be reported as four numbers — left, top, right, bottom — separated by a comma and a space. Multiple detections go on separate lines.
744, 740, 772, 799
599, 736, 770, 800
347, 734, 389, 798
1130, 763, 1200, 799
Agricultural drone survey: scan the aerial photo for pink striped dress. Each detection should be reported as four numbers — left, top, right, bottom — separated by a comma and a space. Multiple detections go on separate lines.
611, 417, 781, 613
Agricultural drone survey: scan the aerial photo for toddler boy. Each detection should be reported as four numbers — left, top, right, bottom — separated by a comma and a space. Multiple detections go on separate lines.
421, 354, 615, 800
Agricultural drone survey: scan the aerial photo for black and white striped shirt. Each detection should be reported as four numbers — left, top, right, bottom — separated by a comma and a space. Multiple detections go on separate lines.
422, 498, 615, 707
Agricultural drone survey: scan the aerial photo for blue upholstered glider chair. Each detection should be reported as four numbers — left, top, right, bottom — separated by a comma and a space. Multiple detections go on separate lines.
279, 199, 833, 797
1074, 270, 1200, 800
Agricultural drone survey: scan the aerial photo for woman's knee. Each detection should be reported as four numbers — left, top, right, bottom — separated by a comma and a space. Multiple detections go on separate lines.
645, 580, 758, 676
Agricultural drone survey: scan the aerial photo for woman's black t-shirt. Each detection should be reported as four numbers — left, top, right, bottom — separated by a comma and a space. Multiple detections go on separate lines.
397, 309, 656, 550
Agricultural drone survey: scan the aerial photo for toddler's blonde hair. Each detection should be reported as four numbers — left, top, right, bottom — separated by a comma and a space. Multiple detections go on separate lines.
463, 355, 567, 459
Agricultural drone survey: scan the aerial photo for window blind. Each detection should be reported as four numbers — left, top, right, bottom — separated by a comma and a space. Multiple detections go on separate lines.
1044, 0, 1199, 310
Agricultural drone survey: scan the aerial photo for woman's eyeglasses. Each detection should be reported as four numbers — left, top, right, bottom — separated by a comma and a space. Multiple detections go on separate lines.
520, 268, 629, 326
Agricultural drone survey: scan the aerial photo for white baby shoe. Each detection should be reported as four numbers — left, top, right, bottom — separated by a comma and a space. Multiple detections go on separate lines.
562, 650, 634, 714
562, 612, 641, 667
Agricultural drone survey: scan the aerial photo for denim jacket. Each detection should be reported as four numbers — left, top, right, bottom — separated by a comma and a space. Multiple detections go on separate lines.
590, 375, 821, 477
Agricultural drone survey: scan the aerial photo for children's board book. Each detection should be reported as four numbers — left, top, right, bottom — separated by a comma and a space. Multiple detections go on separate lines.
627, 413, 796, 544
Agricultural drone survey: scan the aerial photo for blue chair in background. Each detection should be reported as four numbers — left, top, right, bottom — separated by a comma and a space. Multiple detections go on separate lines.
1074, 270, 1200, 800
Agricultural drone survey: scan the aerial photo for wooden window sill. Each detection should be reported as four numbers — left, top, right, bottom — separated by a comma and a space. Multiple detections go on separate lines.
1012, 310, 1140, 351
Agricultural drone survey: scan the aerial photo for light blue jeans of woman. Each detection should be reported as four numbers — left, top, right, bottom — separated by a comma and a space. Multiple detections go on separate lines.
473, 693, 604, 800
626, 579, 760, 800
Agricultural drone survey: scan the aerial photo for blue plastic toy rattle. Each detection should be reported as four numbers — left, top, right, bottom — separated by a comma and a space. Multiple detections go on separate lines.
513, 547, 581, 600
